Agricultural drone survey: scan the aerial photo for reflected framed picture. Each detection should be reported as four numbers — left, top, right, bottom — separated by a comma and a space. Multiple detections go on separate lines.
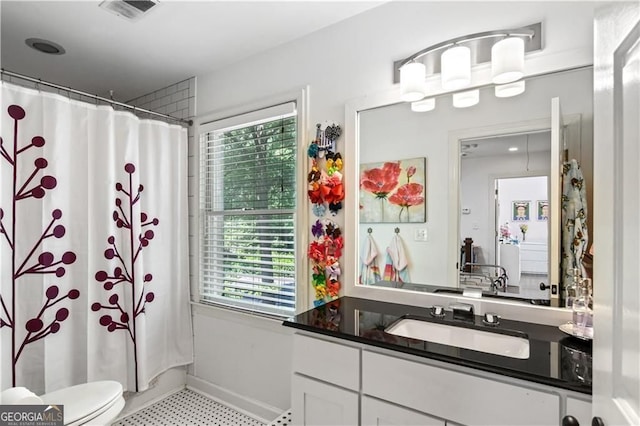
359, 157, 426, 223
537, 200, 549, 221
512, 200, 530, 221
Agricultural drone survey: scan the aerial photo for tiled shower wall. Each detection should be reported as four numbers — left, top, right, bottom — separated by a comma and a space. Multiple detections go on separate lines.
127, 78, 197, 300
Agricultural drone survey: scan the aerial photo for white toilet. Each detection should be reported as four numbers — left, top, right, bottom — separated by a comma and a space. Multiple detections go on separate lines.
1, 381, 124, 426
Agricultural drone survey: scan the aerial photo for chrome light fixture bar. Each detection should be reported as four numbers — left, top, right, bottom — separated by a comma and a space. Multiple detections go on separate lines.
393, 23, 542, 85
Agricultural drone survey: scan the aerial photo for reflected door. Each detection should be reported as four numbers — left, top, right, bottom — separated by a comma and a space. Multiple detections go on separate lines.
495, 175, 548, 287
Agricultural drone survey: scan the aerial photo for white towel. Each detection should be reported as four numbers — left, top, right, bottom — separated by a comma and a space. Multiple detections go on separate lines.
360, 234, 378, 266
384, 234, 410, 282
386, 234, 408, 271
359, 234, 381, 285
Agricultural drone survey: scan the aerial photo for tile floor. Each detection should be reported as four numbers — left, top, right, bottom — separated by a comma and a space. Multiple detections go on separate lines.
113, 388, 291, 426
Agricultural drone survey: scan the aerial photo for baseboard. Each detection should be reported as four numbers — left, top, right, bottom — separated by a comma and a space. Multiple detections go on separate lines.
113, 367, 187, 422
186, 374, 282, 423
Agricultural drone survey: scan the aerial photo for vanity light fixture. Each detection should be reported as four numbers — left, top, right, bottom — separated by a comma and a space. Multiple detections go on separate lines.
400, 62, 427, 102
441, 45, 471, 90
495, 80, 526, 98
411, 98, 436, 112
508, 147, 519, 152
394, 23, 541, 112
453, 89, 479, 108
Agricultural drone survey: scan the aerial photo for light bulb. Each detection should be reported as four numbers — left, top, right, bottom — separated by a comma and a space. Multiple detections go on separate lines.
452, 89, 479, 108
411, 98, 436, 112
495, 80, 526, 98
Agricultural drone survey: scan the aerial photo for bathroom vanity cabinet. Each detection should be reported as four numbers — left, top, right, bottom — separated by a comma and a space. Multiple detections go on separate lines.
291, 333, 590, 425
285, 297, 592, 426
519, 241, 548, 274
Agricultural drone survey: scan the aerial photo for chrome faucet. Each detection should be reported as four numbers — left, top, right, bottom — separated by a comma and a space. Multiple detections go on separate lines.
449, 302, 474, 318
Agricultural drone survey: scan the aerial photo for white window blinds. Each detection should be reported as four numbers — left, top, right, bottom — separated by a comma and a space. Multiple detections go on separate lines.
199, 102, 297, 317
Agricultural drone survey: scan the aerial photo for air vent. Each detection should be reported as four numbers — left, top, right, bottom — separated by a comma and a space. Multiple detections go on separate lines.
99, 0, 160, 21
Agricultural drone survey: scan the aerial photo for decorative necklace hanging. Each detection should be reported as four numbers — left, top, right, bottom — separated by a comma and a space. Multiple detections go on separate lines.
307, 122, 344, 306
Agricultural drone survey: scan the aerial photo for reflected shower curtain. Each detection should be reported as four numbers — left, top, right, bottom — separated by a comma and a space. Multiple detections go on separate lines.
0, 82, 193, 394
561, 159, 589, 306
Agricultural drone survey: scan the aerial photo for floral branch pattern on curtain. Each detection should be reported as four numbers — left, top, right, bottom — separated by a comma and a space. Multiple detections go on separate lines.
0, 104, 80, 386
92, 163, 158, 392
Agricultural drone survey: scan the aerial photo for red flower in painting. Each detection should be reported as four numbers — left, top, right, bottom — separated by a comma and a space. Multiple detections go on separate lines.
360, 162, 401, 198
389, 183, 424, 207
389, 183, 424, 222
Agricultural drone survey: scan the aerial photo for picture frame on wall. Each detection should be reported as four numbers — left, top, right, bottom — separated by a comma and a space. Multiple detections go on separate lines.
537, 200, 549, 221
359, 157, 426, 223
512, 200, 530, 221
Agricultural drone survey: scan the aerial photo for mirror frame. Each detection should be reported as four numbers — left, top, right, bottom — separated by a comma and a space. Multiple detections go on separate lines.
342, 74, 588, 323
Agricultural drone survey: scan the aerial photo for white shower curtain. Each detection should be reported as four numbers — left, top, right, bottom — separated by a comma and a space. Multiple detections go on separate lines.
0, 82, 193, 394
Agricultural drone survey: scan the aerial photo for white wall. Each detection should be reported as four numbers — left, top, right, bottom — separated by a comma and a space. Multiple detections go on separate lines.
191, 1, 599, 416
497, 175, 549, 244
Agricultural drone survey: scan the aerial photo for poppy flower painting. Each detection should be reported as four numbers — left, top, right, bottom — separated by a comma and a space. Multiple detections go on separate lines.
360, 157, 426, 223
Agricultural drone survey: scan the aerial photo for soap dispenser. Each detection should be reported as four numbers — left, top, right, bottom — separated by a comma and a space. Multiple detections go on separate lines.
572, 277, 593, 339
566, 268, 581, 308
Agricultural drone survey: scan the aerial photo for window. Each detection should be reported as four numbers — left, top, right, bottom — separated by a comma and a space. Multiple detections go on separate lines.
199, 102, 297, 317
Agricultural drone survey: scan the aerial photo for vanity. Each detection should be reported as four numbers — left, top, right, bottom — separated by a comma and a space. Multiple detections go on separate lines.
519, 242, 549, 275
284, 297, 592, 425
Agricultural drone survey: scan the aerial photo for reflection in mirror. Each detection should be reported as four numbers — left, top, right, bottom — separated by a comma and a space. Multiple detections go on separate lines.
459, 131, 551, 304
356, 66, 593, 309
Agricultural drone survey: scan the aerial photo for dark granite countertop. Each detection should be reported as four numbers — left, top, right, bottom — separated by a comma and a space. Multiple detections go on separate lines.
283, 296, 592, 395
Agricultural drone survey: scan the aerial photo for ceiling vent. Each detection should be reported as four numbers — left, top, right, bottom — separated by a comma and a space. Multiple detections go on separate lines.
99, 0, 160, 21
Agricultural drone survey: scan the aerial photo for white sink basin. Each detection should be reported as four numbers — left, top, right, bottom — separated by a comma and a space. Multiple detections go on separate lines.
385, 318, 530, 359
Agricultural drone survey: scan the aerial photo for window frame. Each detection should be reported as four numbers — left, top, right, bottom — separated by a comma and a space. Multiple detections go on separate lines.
193, 88, 309, 317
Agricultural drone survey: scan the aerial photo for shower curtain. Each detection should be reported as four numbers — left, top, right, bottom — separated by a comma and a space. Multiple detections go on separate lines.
0, 82, 193, 394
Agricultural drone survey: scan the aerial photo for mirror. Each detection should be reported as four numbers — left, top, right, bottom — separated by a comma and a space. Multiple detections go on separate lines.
459, 132, 551, 302
356, 66, 593, 308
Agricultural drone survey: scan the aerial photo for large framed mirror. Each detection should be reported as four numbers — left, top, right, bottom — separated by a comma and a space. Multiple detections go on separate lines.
345, 66, 593, 310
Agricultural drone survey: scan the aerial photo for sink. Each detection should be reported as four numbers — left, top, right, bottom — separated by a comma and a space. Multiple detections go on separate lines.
384, 316, 530, 359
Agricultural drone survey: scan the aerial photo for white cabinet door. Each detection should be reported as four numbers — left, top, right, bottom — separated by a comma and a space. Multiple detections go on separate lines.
593, 2, 640, 426
362, 396, 445, 426
291, 374, 359, 426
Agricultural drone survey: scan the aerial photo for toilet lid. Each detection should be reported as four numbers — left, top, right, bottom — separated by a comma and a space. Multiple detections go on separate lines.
40, 381, 122, 425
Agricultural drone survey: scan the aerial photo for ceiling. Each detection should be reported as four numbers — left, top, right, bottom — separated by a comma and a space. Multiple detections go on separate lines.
1, 0, 384, 101
460, 131, 551, 159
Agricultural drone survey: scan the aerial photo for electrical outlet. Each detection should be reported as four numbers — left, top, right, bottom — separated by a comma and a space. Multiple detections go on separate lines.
414, 228, 428, 242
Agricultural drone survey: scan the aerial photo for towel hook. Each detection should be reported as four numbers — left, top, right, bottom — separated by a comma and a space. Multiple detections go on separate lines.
394, 227, 400, 234
367, 227, 373, 234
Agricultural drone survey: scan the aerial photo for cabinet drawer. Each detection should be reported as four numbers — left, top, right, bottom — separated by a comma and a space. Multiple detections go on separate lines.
293, 334, 360, 391
521, 260, 547, 274
362, 351, 559, 426
362, 396, 445, 426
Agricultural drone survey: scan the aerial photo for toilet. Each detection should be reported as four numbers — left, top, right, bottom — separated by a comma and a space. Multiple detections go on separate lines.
1, 381, 124, 426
